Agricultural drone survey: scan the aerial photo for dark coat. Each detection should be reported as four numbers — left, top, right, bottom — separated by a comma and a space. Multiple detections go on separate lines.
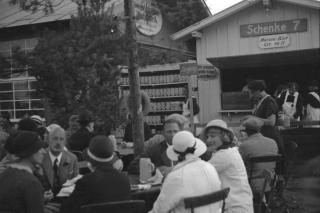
68, 127, 95, 151
60, 165, 131, 213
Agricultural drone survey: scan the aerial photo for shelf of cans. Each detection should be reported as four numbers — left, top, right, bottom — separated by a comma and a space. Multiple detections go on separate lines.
145, 114, 183, 126
122, 87, 186, 98
121, 74, 189, 86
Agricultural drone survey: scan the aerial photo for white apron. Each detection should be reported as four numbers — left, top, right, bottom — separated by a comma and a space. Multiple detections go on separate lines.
282, 91, 298, 120
306, 92, 320, 124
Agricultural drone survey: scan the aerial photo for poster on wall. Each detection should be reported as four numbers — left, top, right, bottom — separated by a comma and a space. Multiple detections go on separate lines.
135, 0, 163, 36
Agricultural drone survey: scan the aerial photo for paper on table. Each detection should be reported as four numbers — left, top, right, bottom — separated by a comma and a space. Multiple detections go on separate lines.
57, 185, 75, 197
62, 175, 83, 187
57, 175, 83, 197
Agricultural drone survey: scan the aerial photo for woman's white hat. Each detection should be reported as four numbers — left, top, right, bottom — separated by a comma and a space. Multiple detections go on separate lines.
203, 119, 233, 135
167, 131, 207, 161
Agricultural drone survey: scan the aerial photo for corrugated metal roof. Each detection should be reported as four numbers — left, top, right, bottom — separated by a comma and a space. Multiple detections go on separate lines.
0, 0, 77, 29
0, 0, 210, 29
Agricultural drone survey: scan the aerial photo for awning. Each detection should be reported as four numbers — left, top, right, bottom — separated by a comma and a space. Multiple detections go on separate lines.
207, 48, 320, 69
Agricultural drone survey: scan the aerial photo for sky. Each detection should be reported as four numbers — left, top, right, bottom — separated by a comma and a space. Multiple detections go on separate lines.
205, 0, 243, 14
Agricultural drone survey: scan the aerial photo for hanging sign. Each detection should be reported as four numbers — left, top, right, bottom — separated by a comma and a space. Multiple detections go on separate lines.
240, 18, 307, 37
135, 0, 163, 36
258, 34, 290, 49
197, 65, 218, 79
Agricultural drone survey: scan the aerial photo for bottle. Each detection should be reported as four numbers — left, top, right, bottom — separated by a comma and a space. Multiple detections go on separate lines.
139, 158, 154, 183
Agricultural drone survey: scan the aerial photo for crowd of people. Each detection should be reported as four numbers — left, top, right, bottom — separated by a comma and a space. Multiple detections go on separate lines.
0, 79, 318, 213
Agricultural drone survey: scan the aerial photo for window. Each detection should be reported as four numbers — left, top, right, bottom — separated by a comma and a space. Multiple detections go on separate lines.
0, 39, 44, 120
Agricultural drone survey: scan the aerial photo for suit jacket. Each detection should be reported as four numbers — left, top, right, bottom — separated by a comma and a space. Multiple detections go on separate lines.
239, 133, 278, 192
60, 165, 131, 213
68, 127, 95, 151
40, 150, 79, 190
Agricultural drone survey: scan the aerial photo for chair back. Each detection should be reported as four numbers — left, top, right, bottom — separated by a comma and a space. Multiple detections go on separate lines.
81, 200, 145, 213
252, 169, 272, 213
248, 154, 282, 182
184, 188, 230, 213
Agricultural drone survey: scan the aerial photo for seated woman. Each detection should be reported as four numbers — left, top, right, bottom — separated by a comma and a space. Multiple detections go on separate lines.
149, 131, 221, 213
0, 131, 46, 213
60, 135, 131, 213
203, 119, 254, 213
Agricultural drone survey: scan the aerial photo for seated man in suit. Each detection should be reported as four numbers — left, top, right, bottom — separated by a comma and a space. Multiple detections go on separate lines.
39, 125, 79, 196
127, 118, 183, 176
60, 135, 130, 213
239, 117, 278, 193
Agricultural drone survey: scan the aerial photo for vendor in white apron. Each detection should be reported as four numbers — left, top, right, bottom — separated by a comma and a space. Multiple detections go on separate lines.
277, 82, 303, 121
305, 81, 320, 126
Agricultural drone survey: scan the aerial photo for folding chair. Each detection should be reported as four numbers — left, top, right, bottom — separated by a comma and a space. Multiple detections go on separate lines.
81, 200, 145, 213
249, 154, 282, 213
184, 188, 230, 213
251, 169, 272, 213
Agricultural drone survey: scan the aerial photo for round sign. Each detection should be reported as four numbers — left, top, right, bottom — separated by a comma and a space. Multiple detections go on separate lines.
135, 0, 163, 36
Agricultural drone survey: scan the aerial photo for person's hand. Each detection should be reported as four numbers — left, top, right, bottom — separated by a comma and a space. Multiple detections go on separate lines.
147, 168, 164, 185
44, 190, 54, 202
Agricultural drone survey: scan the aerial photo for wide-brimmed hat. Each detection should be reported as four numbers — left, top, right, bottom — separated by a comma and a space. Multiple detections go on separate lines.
203, 119, 234, 135
11, 131, 44, 159
167, 131, 207, 161
241, 117, 264, 132
83, 135, 115, 166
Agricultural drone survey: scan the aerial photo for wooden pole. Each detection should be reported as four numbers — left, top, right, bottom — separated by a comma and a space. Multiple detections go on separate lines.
124, 0, 144, 156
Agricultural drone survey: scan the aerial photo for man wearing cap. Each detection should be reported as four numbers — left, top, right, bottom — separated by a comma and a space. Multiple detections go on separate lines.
61, 135, 130, 213
40, 125, 79, 196
239, 117, 278, 193
203, 119, 253, 213
149, 131, 221, 213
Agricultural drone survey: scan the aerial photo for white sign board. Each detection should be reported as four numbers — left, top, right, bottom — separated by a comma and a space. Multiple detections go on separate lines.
258, 34, 290, 49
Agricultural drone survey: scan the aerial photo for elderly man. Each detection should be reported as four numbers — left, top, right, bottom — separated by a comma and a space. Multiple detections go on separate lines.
127, 117, 183, 176
239, 117, 278, 193
40, 125, 79, 196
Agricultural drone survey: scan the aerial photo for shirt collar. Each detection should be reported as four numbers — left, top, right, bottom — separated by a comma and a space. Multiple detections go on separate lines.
49, 151, 63, 166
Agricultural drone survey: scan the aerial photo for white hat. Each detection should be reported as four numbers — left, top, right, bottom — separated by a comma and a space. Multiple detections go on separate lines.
30, 115, 44, 125
167, 131, 207, 161
204, 119, 233, 135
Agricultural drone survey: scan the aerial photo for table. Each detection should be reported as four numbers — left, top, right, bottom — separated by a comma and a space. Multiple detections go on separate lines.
129, 175, 161, 213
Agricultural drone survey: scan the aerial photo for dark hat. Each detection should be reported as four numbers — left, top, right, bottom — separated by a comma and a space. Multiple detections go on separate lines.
83, 135, 115, 167
11, 131, 44, 159
79, 111, 93, 127
18, 118, 38, 132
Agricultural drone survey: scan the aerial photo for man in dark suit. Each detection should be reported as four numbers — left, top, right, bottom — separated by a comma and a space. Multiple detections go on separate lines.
127, 118, 183, 176
40, 125, 79, 196
60, 135, 131, 213
68, 111, 95, 151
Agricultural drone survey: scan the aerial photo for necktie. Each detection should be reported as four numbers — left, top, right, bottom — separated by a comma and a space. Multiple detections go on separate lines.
52, 158, 60, 195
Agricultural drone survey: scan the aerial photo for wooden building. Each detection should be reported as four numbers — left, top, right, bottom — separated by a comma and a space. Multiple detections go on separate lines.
0, 0, 210, 122
172, 0, 320, 124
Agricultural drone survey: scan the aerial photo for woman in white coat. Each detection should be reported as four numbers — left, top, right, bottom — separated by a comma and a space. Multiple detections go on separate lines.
149, 131, 221, 213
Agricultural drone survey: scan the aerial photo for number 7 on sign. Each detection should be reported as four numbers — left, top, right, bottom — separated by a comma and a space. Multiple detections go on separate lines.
292, 20, 300, 31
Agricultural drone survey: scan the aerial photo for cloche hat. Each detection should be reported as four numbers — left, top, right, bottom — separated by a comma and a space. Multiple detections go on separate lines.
167, 131, 207, 161
83, 135, 115, 167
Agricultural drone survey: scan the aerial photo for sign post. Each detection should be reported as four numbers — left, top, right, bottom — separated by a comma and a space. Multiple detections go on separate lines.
180, 63, 198, 134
